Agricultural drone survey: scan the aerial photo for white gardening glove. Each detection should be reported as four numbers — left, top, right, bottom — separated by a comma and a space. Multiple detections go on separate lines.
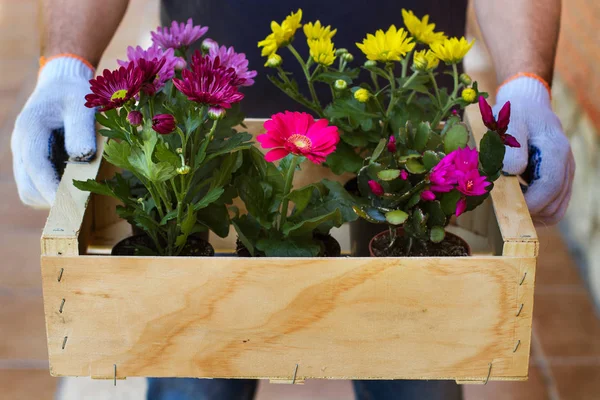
494, 76, 575, 226
11, 56, 96, 208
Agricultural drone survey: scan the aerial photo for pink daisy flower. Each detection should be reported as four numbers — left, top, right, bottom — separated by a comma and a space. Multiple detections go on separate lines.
151, 18, 208, 50
208, 45, 257, 87
84, 63, 144, 111
172, 52, 244, 109
118, 44, 181, 94
257, 111, 340, 164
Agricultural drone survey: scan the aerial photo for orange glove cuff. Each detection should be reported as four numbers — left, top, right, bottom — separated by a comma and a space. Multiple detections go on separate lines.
497, 72, 551, 99
39, 53, 95, 74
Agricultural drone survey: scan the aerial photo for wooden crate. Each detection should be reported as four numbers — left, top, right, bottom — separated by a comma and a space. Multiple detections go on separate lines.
40, 108, 538, 384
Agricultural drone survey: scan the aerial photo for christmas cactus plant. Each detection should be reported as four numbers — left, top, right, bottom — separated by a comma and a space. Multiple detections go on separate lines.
74, 19, 256, 256
231, 111, 357, 257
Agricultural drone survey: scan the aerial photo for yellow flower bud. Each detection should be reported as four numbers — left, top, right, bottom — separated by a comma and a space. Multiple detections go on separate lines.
177, 165, 191, 175
342, 53, 354, 62
334, 79, 347, 90
176, 147, 183, 154
461, 88, 477, 103
364, 60, 377, 68
264, 53, 282, 68
459, 73, 472, 85
354, 88, 370, 103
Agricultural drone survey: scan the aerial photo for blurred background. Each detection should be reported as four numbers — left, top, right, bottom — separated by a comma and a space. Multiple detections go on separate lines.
1, 0, 599, 399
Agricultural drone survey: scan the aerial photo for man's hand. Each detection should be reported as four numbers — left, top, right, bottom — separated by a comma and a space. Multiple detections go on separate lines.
495, 76, 575, 225
11, 57, 96, 207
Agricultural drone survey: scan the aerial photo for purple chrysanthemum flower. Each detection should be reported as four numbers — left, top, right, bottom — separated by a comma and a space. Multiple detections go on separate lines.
208, 45, 257, 87
151, 18, 208, 50
118, 44, 180, 94
172, 51, 244, 110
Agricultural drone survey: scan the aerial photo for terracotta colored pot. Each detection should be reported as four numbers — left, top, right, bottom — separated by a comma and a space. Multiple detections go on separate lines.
368, 228, 471, 257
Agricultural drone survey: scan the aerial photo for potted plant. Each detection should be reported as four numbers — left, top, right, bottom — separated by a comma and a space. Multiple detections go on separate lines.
257, 8, 518, 255
73, 20, 256, 256
231, 111, 357, 257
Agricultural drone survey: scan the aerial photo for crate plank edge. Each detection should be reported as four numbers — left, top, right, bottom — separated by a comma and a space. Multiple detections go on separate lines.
40, 110, 538, 384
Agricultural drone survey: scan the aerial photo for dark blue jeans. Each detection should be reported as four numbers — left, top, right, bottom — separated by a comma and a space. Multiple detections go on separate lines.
147, 378, 462, 400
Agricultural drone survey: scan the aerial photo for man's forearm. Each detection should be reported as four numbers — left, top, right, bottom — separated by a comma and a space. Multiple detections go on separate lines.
41, 0, 130, 67
474, 0, 561, 85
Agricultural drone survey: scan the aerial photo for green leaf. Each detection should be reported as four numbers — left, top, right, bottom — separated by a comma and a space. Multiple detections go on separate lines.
193, 187, 225, 212
72, 179, 125, 202
231, 214, 261, 256
235, 174, 277, 228
370, 138, 387, 164
405, 158, 426, 174
377, 169, 401, 181
175, 206, 198, 247
430, 226, 445, 243
103, 140, 133, 171
197, 203, 231, 238
406, 193, 421, 209
385, 209, 408, 225
353, 206, 387, 224
422, 150, 441, 170
423, 200, 447, 227
479, 130, 506, 176
283, 208, 342, 237
97, 129, 127, 140
440, 190, 462, 216
206, 131, 253, 160
340, 130, 369, 147
326, 141, 363, 175
413, 122, 431, 152
155, 142, 180, 168
288, 184, 324, 216
256, 236, 320, 257
313, 68, 359, 84
443, 123, 469, 153
210, 151, 243, 190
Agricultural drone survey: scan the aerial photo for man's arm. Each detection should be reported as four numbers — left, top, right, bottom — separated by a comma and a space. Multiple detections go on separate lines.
41, 0, 130, 66
473, 0, 574, 226
474, 0, 561, 85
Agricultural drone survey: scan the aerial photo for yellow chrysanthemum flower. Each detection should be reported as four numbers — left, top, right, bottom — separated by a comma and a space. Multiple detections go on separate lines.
461, 88, 477, 103
354, 88, 371, 103
429, 37, 475, 64
401, 9, 446, 45
412, 49, 439, 71
304, 20, 337, 42
264, 53, 282, 68
356, 25, 415, 62
308, 39, 336, 66
258, 9, 303, 57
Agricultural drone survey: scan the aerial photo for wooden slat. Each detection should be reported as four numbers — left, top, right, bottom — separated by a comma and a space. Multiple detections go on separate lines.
41, 134, 106, 256
42, 255, 535, 381
464, 106, 538, 257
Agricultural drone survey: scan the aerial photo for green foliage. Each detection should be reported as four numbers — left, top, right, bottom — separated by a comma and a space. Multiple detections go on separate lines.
443, 123, 469, 153
480, 130, 506, 176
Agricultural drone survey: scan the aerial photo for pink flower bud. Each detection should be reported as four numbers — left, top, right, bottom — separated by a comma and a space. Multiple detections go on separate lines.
387, 135, 397, 153
368, 180, 384, 196
152, 114, 176, 135
208, 106, 226, 120
127, 110, 143, 126
174, 57, 187, 71
421, 190, 436, 201
400, 170, 408, 180
455, 197, 467, 217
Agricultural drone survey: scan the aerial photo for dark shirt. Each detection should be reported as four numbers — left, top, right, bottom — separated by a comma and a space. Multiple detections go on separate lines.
160, 1, 467, 117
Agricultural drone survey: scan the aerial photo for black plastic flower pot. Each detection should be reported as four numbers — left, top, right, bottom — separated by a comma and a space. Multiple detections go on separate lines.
236, 233, 341, 257
112, 233, 215, 256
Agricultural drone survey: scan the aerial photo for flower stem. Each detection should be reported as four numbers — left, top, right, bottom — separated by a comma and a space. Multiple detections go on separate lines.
429, 71, 442, 108
288, 44, 322, 113
278, 155, 299, 230
401, 49, 414, 78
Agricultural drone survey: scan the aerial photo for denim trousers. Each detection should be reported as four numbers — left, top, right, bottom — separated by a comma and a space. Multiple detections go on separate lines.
146, 378, 463, 400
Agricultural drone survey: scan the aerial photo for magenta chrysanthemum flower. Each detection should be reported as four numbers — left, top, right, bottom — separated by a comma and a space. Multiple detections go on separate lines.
208, 45, 257, 87
457, 169, 491, 196
127, 111, 143, 126
151, 18, 208, 50
172, 52, 244, 109
478, 96, 520, 148
368, 180, 384, 196
84, 63, 144, 111
152, 114, 177, 135
118, 44, 180, 93
429, 151, 458, 193
455, 197, 467, 217
257, 111, 340, 164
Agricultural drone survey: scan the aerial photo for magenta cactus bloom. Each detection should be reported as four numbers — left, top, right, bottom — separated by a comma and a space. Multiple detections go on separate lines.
208, 45, 257, 87
455, 197, 467, 217
478, 96, 520, 148
452, 147, 479, 173
173, 52, 244, 109
118, 44, 179, 93
84, 63, 144, 111
151, 18, 208, 50
387, 135, 397, 153
257, 111, 340, 164
152, 114, 177, 135
421, 190, 436, 201
127, 110, 143, 126
429, 151, 458, 193
368, 180, 384, 197
457, 169, 491, 196
400, 169, 408, 180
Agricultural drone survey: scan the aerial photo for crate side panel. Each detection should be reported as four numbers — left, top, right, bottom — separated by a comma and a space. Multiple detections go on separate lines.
42, 256, 533, 381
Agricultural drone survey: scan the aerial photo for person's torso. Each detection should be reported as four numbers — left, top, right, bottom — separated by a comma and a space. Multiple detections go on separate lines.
160, 0, 468, 117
